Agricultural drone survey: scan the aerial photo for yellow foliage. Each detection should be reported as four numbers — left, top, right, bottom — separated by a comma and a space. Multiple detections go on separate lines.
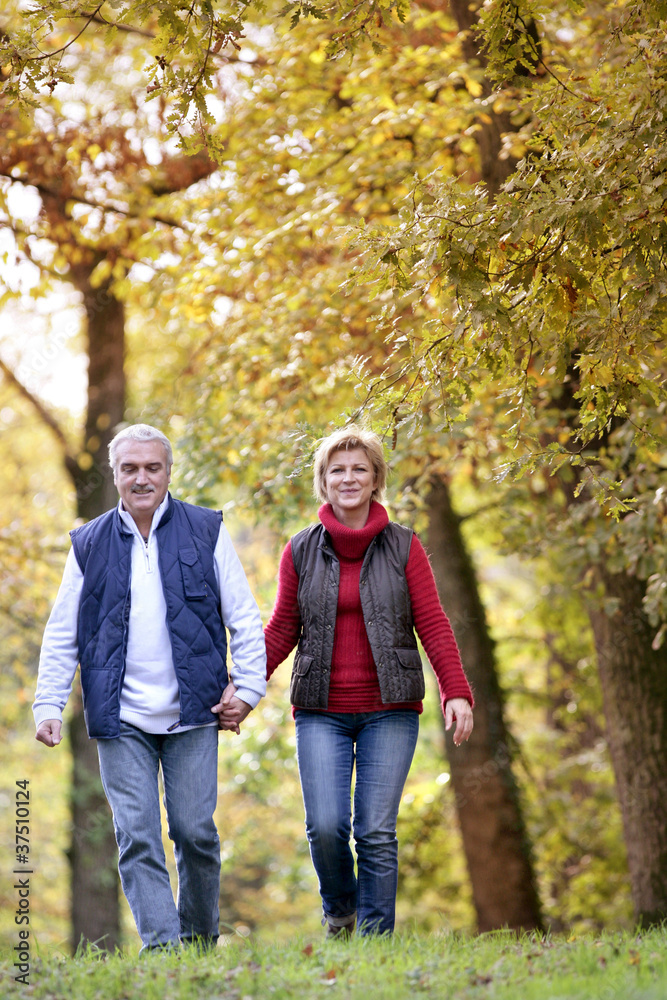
589, 364, 614, 387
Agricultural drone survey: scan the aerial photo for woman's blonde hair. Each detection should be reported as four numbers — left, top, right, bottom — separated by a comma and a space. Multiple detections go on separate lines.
313, 426, 388, 504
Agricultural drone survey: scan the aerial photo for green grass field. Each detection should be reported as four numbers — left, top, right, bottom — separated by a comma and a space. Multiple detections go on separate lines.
2, 928, 666, 999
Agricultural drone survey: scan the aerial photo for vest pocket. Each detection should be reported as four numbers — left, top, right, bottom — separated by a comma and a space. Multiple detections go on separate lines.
290, 654, 318, 708
394, 647, 423, 669
293, 652, 313, 677
179, 547, 207, 599
391, 647, 425, 701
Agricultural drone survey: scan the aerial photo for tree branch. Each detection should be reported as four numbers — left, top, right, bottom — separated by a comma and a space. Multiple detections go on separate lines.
0, 170, 187, 230
90, 13, 154, 39
30, 3, 106, 61
0, 217, 81, 282
0, 356, 79, 483
88, 13, 269, 65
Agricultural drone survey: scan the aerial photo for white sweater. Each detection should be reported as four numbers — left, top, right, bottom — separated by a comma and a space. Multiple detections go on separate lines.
33, 496, 267, 734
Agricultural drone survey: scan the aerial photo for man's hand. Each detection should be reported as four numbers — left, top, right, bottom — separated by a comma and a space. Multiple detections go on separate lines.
211, 682, 252, 735
444, 698, 473, 747
35, 720, 62, 747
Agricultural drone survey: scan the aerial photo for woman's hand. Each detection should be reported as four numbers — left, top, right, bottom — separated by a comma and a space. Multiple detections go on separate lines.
445, 698, 473, 746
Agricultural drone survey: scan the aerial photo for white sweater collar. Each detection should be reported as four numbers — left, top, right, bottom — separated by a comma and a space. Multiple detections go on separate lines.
117, 492, 170, 542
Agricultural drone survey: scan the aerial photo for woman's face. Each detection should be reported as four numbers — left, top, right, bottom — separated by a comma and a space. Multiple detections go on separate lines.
324, 448, 376, 524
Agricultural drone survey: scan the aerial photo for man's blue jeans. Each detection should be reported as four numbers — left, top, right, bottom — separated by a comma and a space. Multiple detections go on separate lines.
97, 722, 220, 951
295, 709, 419, 935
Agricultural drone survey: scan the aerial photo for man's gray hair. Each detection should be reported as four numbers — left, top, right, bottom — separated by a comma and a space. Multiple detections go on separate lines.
108, 424, 173, 472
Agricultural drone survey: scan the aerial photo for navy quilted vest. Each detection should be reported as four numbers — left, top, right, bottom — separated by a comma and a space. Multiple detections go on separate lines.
70, 495, 228, 739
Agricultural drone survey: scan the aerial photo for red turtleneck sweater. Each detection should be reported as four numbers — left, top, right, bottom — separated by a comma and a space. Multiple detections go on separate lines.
264, 502, 473, 716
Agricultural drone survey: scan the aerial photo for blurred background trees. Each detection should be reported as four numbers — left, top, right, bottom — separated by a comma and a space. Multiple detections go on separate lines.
1, 0, 664, 950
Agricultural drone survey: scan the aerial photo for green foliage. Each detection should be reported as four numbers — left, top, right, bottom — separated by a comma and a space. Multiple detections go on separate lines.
128, 2, 486, 514
0, 396, 75, 691
0, 699, 71, 952
0, 0, 411, 140
348, 1, 666, 486
2, 928, 667, 998
452, 473, 634, 932
2, 0, 245, 135
334, 0, 667, 637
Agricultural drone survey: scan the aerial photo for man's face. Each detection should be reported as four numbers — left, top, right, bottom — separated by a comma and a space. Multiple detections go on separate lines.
113, 440, 171, 525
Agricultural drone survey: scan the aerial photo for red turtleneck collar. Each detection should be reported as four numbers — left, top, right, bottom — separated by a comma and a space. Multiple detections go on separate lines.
318, 500, 389, 560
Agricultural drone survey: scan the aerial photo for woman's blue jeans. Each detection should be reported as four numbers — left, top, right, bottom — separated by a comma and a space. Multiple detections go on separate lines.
97, 722, 220, 952
295, 709, 419, 935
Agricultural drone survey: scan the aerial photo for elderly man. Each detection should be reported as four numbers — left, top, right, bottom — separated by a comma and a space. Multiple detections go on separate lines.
33, 424, 266, 952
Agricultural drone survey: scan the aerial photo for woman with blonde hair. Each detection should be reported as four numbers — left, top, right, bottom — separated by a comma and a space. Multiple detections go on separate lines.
263, 426, 473, 937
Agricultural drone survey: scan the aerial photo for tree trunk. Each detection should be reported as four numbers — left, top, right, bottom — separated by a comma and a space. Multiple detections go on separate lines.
66, 267, 126, 953
588, 569, 667, 927
446, 0, 519, 196
425, 474, 543, 932
68, 695, 120, 952
70, 267, 127, 520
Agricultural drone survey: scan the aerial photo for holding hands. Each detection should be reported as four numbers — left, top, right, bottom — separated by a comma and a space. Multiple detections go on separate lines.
212, 681, 252, 735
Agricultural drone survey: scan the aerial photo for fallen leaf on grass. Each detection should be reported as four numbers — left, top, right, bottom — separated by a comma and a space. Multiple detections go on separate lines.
471, 974, 493, 986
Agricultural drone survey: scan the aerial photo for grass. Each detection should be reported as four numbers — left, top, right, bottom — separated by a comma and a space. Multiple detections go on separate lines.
2, 927, 667, 999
